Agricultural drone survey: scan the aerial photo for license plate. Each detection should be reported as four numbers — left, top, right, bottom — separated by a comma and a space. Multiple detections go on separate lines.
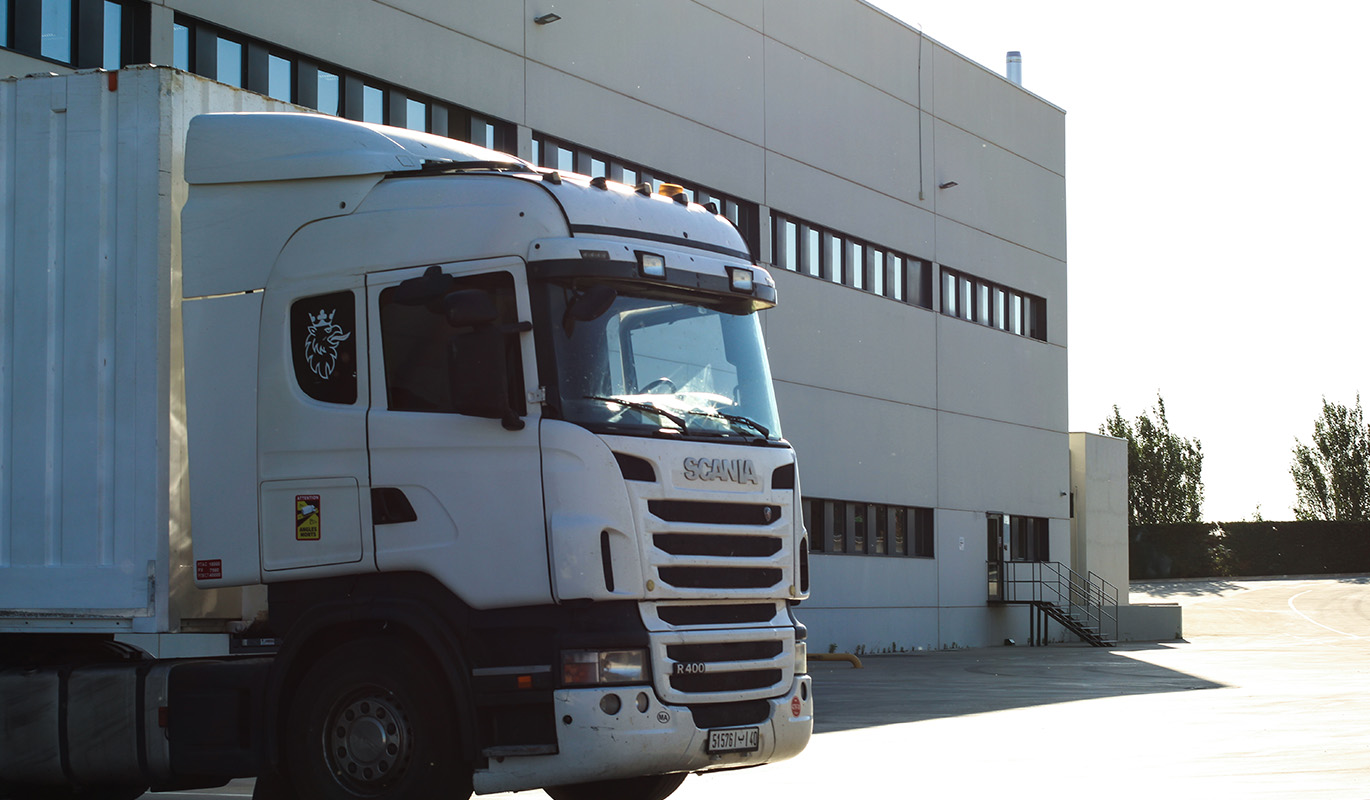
707, 726, 760, 754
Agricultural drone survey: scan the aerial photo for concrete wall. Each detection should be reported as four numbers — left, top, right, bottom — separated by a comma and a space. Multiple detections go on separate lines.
1070, 433, 1130, 600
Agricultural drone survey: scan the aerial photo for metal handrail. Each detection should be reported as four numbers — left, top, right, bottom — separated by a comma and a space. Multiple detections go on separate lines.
997, 560, 1118, 644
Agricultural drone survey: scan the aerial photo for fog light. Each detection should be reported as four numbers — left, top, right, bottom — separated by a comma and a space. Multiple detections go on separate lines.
561, 648, 649, 686
600, 694, 622, 715
636, 692, 650, 713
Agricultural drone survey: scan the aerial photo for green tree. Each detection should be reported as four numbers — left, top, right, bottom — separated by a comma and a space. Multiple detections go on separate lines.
1290, 395, 1370, 521
1100, 393, 1205, 525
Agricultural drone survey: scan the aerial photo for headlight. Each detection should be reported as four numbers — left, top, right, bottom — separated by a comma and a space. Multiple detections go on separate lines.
794, 640, 807, 675
561, 649, 649, 686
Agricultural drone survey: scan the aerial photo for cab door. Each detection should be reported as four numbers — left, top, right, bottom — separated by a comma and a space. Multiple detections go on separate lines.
365, 259, 551, 608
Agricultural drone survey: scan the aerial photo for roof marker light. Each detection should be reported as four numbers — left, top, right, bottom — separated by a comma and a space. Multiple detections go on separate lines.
590, 176, 609, 190
637, 252, 666, 278
728, 267, 755, 294
657, 183, 690, 204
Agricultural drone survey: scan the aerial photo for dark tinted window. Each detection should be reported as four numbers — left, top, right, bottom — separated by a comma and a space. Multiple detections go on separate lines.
290, 291, 358, 404
378, 271, 523, 414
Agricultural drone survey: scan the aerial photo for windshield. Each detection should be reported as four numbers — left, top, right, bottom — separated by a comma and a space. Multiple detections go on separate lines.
540, 282, 782, 442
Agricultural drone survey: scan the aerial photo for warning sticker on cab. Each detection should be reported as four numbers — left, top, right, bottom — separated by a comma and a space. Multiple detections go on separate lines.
196, 559, 223, 580
296, 495, 321, 541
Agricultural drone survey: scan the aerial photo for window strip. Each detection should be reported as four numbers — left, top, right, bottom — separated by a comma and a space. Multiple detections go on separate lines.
938, 266, 1047, 342
804, 497, 933, 558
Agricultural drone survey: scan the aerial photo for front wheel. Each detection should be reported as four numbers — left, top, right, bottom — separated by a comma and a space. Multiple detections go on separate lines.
544, 772, 687, 800
283, 636, 472, 800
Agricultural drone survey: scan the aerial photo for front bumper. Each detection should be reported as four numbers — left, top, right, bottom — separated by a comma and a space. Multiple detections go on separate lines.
472, 675, 812, 794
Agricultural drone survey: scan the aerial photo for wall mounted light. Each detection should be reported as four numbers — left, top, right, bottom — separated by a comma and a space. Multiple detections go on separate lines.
938, 181, 959, 189
534, 13, 562, 25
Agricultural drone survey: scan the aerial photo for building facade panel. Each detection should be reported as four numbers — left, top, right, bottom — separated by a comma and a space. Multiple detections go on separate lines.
767, 269, 937, 409
931, 118, 1067, 262
166, 0, 528, 124
935, 317, 1067, 431
797, 606, 940, 654
524, 0, 766, 146
693, 0, 764, 30
166, 0, 526, 54
775, 384, 937, 509
930, 42, 1066, 176
762, 37, 923, 203
523, 62, 765, 199
935, 508, 1000, 607
763, 149, 936, 257
935, 412, 1071, 520
806, 554, 939, 609
761, 0, 926, 109
932, 219, 1068, 346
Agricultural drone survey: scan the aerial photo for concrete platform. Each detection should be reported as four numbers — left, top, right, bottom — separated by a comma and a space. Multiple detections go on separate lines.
157, 575, 1370, 800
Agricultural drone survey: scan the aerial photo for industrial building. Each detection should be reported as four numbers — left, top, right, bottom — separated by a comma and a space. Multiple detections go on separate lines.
2, 0, 1171, 648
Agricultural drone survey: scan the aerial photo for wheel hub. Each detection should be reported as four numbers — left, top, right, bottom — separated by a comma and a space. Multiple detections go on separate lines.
328, 691, 411, 789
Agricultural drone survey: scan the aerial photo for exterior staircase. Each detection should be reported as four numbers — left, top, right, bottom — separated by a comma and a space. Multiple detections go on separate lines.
989, 560, 1119, 647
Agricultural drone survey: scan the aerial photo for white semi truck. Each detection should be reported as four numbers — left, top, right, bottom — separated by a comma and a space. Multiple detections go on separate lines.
0, 67, 811, 800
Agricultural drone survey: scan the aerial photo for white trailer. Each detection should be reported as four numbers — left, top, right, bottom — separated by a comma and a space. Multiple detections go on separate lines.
0, 67, 810, 800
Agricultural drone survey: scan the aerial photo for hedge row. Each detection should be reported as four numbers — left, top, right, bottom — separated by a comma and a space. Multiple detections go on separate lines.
1129, 521, 1370, 579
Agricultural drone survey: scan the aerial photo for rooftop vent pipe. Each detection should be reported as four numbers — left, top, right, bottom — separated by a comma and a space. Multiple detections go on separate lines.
1006, 51, 1022, 85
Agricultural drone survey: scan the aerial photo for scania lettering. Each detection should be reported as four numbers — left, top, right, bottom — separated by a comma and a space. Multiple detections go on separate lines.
0, 68, 811, 800
683, 457, 760, 485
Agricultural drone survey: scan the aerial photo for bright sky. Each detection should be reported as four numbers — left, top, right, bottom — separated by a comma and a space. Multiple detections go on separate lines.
868, 0, 1370, 522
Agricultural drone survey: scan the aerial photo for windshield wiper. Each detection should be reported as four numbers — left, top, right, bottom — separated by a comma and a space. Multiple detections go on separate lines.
718, 412, 771, 439
584, 395, 689, 432
679, 409, 772, 440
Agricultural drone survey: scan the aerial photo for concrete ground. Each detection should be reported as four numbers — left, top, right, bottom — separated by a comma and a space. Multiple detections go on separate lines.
160, 575, 1370, 799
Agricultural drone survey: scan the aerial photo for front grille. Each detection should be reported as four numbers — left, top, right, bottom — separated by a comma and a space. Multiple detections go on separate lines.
667, 641, 783, 662
648, 501, 781, 525
654, 533, 781, 557
657, 567, 782, 590
671, 670, 783, 693
623, 450, 794, 602
657, 604, 778, 626
652, 629, 793, 704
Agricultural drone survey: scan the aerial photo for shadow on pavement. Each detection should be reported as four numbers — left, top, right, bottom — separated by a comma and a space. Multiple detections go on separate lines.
810, 645, 1223, 734
1130, 579, 1247, 598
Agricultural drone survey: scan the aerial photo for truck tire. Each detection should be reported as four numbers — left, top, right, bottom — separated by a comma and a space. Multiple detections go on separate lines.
544, 772, 687, 800
283, 637, 472, 800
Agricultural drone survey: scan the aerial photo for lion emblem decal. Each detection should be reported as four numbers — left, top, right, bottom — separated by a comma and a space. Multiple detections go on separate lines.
304, 309, 352, 380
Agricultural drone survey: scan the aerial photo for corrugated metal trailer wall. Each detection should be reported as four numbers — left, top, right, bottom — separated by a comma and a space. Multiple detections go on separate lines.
0, 67, 290, 633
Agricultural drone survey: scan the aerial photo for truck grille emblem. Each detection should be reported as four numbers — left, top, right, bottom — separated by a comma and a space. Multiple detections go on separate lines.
682, 457, 758, 485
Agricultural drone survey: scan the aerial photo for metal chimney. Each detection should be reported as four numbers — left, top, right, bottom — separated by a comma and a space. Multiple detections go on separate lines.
1006, 51, 1022, 85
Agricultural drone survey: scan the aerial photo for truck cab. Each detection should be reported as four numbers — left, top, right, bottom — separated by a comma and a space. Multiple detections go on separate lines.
181, 113, 811, 799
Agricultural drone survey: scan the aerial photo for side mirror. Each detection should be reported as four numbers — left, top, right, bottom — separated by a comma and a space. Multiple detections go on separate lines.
393, 265, 455, 307
562, 285, 618, 336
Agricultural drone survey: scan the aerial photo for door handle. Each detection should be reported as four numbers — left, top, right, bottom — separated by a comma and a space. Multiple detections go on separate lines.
371, 487, 418, 524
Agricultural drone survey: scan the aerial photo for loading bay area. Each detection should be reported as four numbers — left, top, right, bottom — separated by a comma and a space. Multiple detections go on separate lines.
168, 575, 1370, 800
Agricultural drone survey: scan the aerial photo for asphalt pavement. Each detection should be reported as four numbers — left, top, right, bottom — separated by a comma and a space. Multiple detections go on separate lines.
158, 575, 1370, 800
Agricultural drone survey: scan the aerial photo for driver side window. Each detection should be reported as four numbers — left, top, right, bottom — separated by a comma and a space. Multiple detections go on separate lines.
378, 271, 525, 414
